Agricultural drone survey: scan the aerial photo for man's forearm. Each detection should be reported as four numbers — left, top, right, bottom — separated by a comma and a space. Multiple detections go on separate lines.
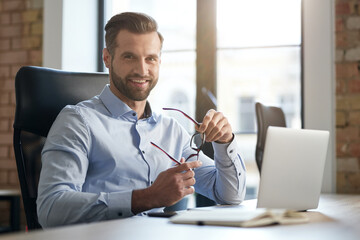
131, 188, 158, 214
131, 161, 201, 214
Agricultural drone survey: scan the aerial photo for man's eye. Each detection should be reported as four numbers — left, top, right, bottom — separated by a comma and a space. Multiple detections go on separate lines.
124, 55, 134, 59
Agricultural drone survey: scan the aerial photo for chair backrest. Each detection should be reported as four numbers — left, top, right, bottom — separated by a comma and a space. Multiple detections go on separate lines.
13, 66, 109, 230
255, 102, 286, 174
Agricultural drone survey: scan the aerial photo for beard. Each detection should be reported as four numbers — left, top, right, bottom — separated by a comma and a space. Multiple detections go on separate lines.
110, 63, 158, 102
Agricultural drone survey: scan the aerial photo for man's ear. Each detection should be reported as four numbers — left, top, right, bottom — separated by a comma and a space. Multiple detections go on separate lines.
103, 48, 111, 68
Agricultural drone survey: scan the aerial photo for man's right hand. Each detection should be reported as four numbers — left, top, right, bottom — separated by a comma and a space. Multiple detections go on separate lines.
131, 159, 202, 214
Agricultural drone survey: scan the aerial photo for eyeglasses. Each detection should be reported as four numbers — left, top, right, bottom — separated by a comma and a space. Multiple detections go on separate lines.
151, 108, 206, 164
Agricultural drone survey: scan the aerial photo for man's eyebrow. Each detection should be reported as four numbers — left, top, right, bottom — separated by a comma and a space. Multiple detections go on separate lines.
148, 53, 160, 59
120, 51, 136, 57
119, 52, 160, 58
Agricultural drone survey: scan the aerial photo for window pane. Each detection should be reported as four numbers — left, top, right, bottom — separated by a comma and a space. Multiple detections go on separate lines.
217, 47, 302, 132
105, 0, 196, 51
148, 51, 196, 133
238, 96, 256, 133
217, 0, 302, 48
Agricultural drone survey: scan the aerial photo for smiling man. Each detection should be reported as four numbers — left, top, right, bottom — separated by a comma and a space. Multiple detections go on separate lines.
36, 12, 246, 228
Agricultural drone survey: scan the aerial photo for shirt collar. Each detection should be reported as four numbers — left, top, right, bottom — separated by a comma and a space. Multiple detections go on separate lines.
99, 84, 157, 123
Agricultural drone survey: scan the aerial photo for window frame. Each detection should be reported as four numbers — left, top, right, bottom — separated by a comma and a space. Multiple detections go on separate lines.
196, 0, 304, 130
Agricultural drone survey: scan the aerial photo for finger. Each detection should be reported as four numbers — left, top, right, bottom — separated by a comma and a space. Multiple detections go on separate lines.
183, 176, 196, 187
198, 109, 216, 133
205, 117, 226, 141
180, 157, 185, 164
205, 118, 228, 141
182, 168, 195, 179
210, 131, 225, 142
209, 111, 224, 126
200, 111, 225, 136
173, 161, 202, 173
183, 186, 195, 195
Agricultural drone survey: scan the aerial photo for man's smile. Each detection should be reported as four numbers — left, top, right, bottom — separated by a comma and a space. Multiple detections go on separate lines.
131, 79, 147, 83
127, 77, 151, 88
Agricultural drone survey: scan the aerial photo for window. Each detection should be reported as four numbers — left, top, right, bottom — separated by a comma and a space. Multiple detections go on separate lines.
217, 0, 302, 132
238, 96, 256, 133
217, 0, 302, 196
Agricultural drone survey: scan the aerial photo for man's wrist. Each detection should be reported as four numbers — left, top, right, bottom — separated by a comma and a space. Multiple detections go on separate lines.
131, 188, 156, 215
215, 133, 234, 144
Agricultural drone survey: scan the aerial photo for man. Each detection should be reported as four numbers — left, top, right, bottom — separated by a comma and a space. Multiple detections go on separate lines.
37, 12, 246, 228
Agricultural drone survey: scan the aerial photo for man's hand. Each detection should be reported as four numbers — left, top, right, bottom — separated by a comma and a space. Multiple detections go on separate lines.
131, 159, 202, 214
196, 109, 234, 144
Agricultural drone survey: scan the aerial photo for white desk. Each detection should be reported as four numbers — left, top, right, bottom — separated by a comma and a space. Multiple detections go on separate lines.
1, 194, 359, 240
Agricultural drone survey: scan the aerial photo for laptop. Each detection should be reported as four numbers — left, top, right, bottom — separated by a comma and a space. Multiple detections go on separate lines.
257, 126, 330, 211
168, 126, 329, 226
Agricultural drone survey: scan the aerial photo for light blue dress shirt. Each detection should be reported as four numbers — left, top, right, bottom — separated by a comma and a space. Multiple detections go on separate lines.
37, 84, 246, 228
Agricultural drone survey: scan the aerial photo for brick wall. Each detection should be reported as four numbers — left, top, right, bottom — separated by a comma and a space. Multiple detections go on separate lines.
0, 0, 43, 227
335, 0, 360, 193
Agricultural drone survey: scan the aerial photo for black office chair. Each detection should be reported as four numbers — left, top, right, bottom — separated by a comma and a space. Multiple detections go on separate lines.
13, 66, 109, 230
255, 102, 286, 174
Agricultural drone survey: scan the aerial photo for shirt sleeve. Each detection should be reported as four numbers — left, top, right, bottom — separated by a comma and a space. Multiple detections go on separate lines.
193, 136, 247, 205
36, 106, 134, 228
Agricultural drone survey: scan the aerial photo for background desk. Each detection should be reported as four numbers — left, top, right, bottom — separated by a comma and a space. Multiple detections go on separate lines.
0, 194, 359, 240
0, 190, 20, 233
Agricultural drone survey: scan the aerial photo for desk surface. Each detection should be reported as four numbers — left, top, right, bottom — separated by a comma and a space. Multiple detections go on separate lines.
0, 190, 20, 197
1, 194, 359, 240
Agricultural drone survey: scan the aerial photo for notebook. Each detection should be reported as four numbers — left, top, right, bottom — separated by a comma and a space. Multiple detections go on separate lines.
170, 208, 309, 227
257, 126, 330, 211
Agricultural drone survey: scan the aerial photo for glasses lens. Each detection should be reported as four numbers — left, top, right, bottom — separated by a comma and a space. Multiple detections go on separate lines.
190, 132, 205, 150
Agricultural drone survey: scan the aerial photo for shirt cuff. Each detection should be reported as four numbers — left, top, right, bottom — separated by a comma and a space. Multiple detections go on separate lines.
212, 135, 239, 164
105, 190, 134, 219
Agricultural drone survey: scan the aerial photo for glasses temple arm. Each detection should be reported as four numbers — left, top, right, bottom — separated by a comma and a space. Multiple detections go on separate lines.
162, 108, 200, 127
150, 142, 181, 165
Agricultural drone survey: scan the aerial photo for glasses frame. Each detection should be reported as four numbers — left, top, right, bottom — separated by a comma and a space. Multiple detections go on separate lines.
162, 108, 200, 127
150, 142, 181, 165
151, 108, 206, 164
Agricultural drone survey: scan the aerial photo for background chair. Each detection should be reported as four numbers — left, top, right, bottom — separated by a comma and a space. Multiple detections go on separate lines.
13, 66, 109, 230
255, 102, 286, 174
195, 142, 216, 207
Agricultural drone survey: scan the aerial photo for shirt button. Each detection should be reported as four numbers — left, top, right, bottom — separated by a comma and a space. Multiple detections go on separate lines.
229, 149, 234, 154
142, 150, 145, 154
132, 113, 136, 116
150, 181, 153, 184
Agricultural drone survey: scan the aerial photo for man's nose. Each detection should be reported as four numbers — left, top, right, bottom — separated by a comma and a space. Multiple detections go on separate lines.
133, 59, 149, 76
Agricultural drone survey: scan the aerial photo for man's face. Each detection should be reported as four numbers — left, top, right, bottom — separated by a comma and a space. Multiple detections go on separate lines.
103, 30, 161, 103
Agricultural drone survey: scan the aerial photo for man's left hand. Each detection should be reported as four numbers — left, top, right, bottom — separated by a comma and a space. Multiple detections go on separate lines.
196, 109, 234, 144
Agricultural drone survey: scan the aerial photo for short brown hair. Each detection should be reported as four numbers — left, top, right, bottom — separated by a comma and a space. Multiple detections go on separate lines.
105, 12, 164, 56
